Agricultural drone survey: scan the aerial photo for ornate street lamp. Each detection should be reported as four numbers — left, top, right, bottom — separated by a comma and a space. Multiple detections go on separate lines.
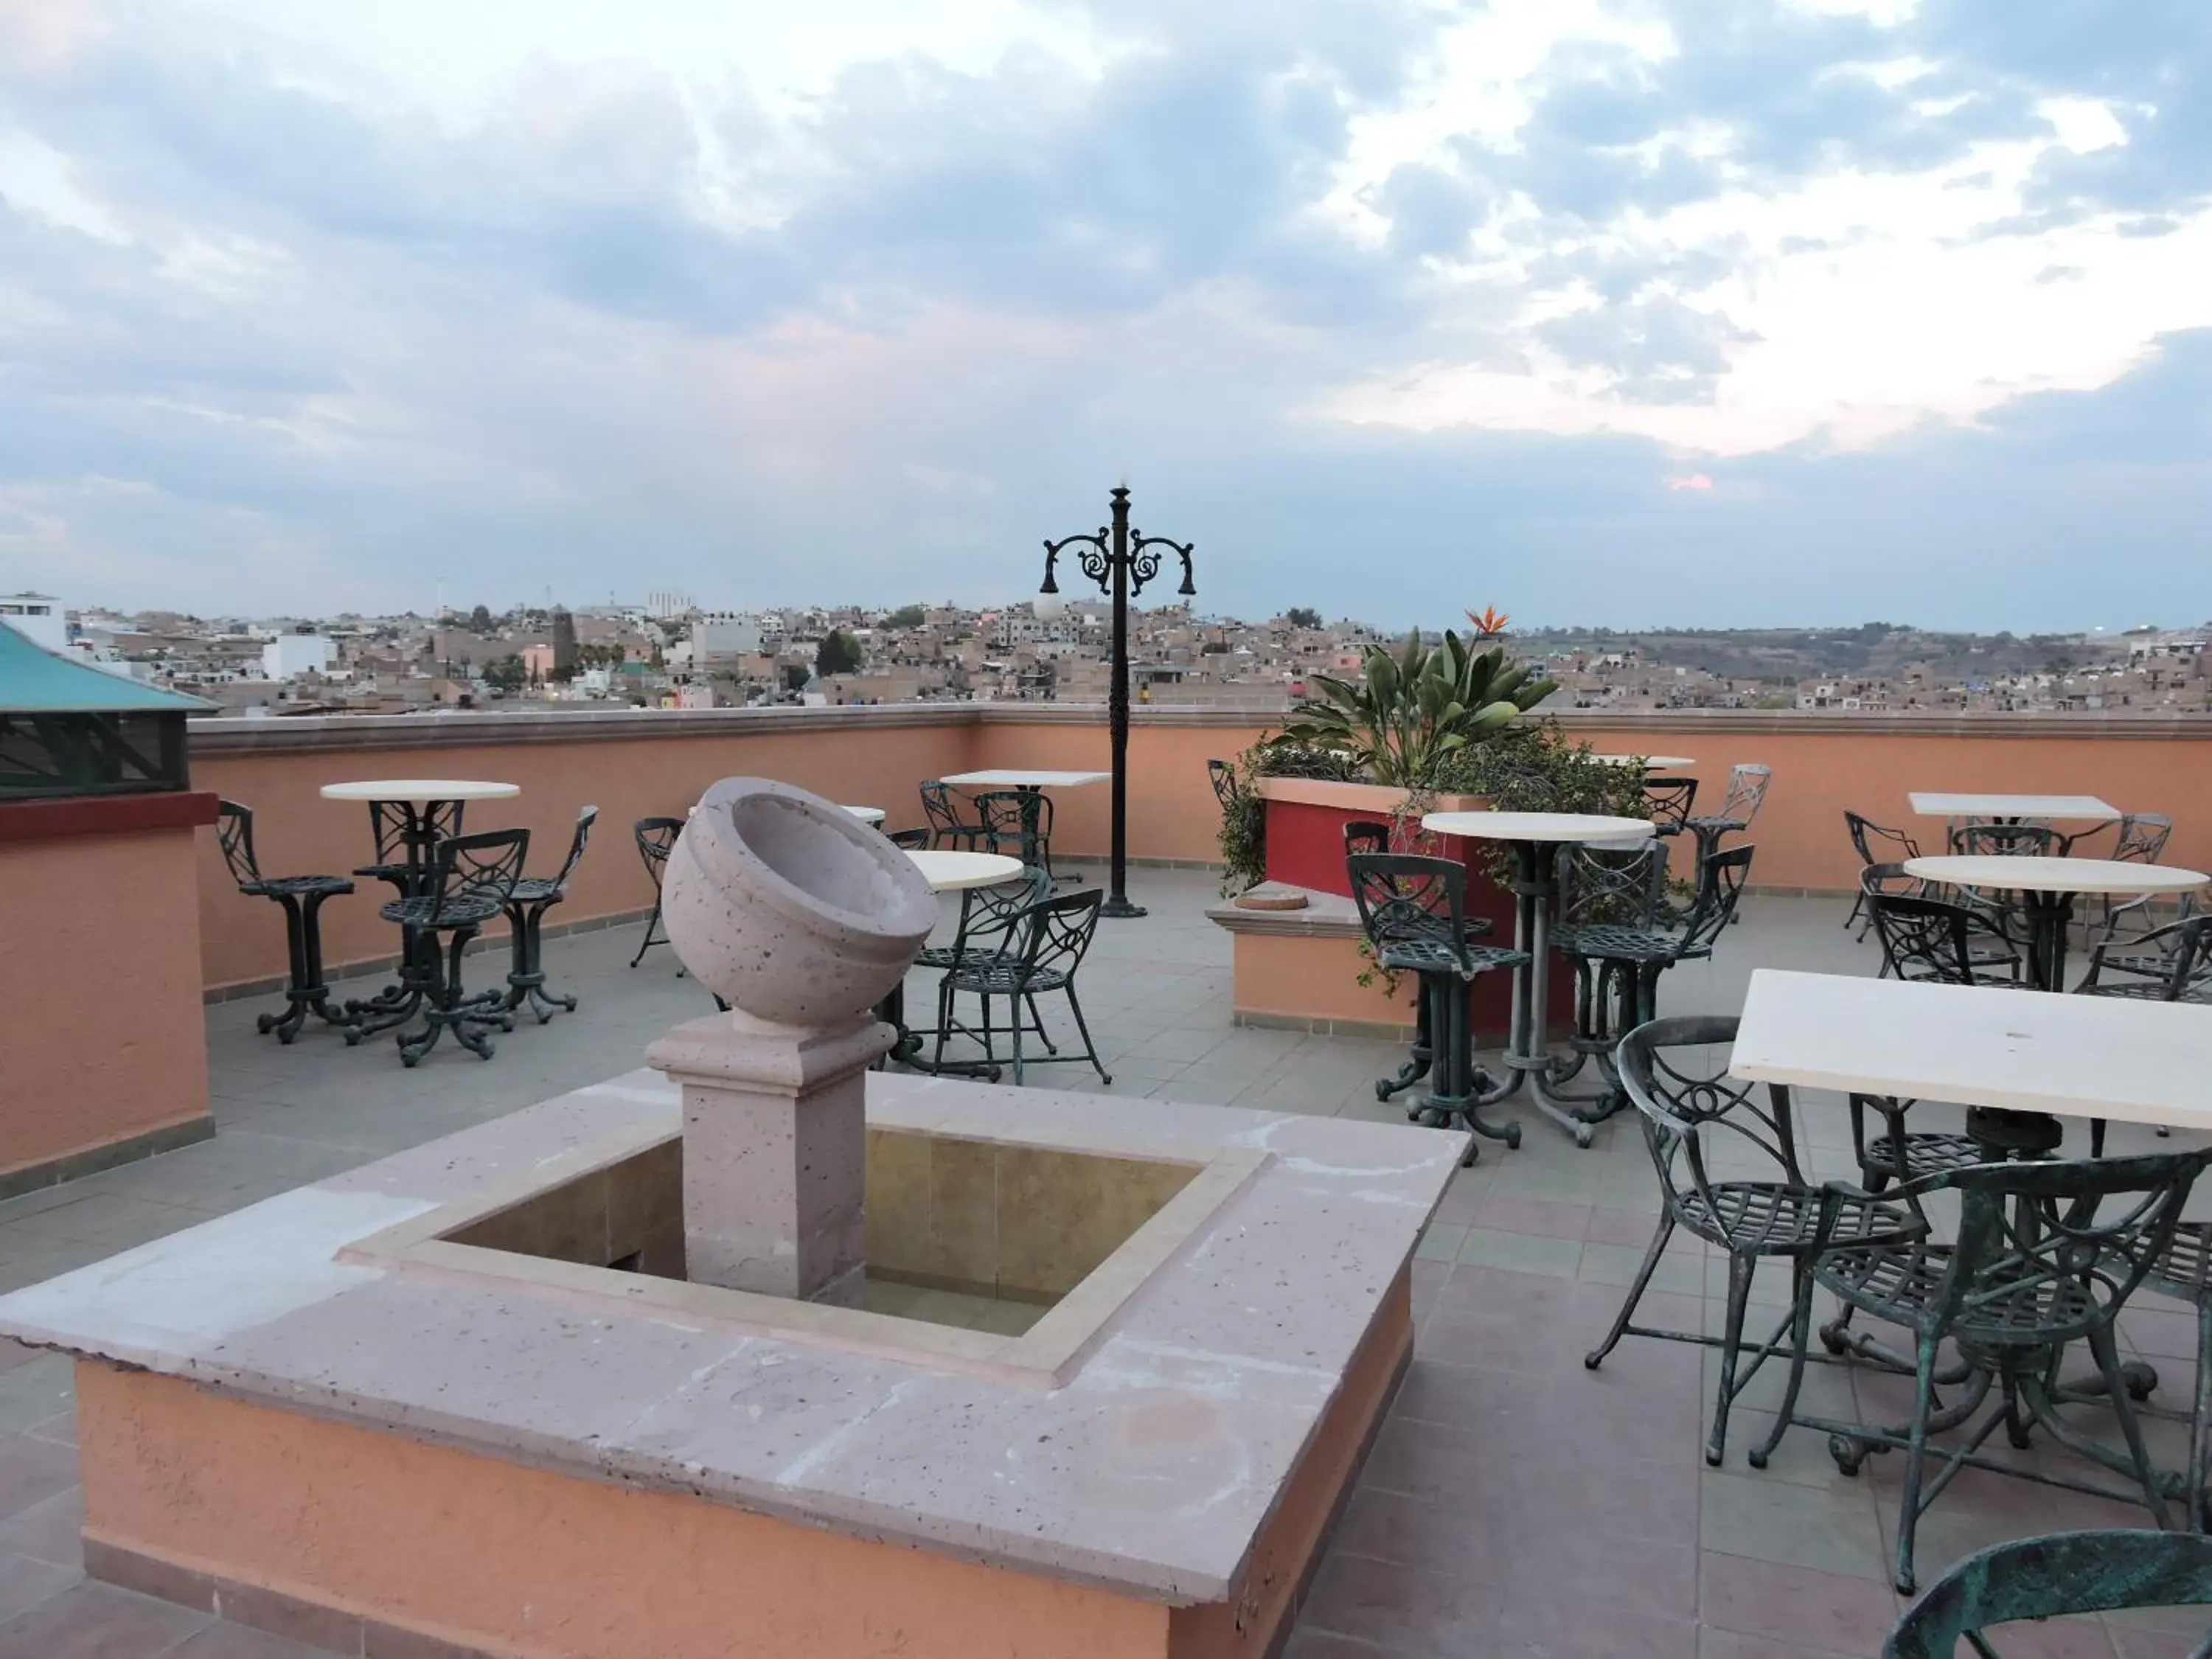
1037, 486, 1194, 919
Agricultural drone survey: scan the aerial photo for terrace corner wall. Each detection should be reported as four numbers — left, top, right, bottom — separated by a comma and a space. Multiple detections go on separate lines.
0, 794, 219, 1194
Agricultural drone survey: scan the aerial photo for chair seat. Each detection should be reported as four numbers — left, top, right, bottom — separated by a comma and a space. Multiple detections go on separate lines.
380, 893, 504, 930
1867, 1130, 1983, 1178
1678, 1183, 1907, 1256
246, 874, 352, 900
945, 961, 1069, 995
1374, 939, 1528, 978
2149, 1222, 2212, 1302
1818, 1242, 2097, 1340
1554, 923, 1705, 964
507, 877, 568, 906
917, 944, 1015, 972
2081, 979, 2202, 1002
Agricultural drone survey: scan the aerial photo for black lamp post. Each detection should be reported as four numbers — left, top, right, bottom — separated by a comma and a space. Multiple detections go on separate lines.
1040, 486, 1195, 919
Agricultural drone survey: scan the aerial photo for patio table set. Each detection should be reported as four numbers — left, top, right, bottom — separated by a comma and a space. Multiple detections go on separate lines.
220, 779, 599, 1065
1587, 785, 2212, 1596
1346, 754, 1769, 1156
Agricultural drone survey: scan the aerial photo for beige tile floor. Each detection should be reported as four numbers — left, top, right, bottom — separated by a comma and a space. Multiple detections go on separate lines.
0, 868, 2205, 1656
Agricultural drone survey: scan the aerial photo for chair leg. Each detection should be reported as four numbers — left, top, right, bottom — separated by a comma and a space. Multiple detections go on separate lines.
1747, 1260, 1815, 1470
1585, 1211, 1676, 1369
630, 898, 664, 968
1707, 1249, 1756, 1467
260, 894, 312, 1043
298, 891, 353, 1029
1009, 994, 1026, 1086
2089, 1321, 2173, 1531
2188, 1302, 2212, 1531
1062, 984, 1111, 1086
1892, 1334, 1944, 1595
1382, 978, 1436, 1107
1023, 992, 1059, 1054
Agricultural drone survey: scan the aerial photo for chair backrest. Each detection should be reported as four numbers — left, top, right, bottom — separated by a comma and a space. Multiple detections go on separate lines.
1953, 821, 2067, 858
633, 817, 684, 890
1908, 1150, 2212, 1348
1557, 838, 1669, 931
1010, 886, 1105, 981
365, 798, 465, 867
1886, 1529, 2212, 1658
2114, 812, 2174, 864
919, 782, 977, 844
1207, 759, 1236, 812
955, 865, 1055, 956
215, 799, 264, 890
1718, 764, 1771, 826
1870, 891, 2021, 984
1346, 853, 1468, 958
1643, 776, 1698, 836
887, 827, 931, 850
1615, 1015, 1809, 1208
428, 827, 530, 925
1342, 818, 1391, 860
1675, 843, 1755, 953
974, 790, 1051, 855
1844, 809, 1919, 867
546, 804, 598, 891
2118, 914, 2212, 1003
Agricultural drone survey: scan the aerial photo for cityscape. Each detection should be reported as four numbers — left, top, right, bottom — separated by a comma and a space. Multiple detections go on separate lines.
6, 588, 2209, 717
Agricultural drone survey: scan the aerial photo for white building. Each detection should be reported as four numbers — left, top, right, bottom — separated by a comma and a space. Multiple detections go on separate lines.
0, 592, 66, 652
691, 613, 763, 667
261, 633, 333, 680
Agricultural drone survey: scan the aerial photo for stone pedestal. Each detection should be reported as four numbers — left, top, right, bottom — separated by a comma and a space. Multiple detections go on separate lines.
647, 1011, 895, 1306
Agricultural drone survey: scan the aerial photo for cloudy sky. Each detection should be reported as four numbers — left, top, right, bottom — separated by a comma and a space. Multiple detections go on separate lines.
1, 0, 2207, 630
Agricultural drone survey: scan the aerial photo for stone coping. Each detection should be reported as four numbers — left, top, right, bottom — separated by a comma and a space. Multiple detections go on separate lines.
184, 701, 2212, 756
0, 1070, 1463, 1605
1206, 883, 1365, 938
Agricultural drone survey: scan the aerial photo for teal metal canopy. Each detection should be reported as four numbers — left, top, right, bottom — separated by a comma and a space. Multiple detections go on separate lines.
0, 624, 212, 713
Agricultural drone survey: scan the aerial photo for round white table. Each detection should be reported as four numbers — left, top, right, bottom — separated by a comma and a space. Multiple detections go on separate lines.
905, 849, 1023, 892
1588, 754, 1695, 770
844, 805, 886, 825
1421, 813, 1658, 1147
1903, 855, 2208, 992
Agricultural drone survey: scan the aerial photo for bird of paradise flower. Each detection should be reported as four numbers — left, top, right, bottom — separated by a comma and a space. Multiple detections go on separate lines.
1466, 606, 1510, 638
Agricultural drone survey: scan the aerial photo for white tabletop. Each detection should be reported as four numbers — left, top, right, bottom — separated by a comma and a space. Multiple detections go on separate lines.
319, 780, 520, 804
1732, 968, 2212, 1133
905, 850, 1025, 892
844, 805, 886, 824
1907, 792, 2120, 821
939, 770, 1110, 789
1903, 855, 2208, 898
1422, 810, 1658, 844
1588, 754, 1695, 770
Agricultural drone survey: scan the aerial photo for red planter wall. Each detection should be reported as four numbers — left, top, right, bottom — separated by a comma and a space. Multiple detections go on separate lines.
1262, 799, 1573, 1037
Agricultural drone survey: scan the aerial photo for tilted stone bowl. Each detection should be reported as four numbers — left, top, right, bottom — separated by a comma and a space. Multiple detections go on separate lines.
661, 777, 937, 1028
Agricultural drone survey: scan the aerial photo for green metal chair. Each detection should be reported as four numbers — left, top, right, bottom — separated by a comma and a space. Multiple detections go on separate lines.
1885, 1530, 2212, 1657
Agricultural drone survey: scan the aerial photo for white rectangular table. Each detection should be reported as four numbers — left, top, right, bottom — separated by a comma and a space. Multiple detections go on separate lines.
1907, 792, 2120, 823
1731, 968, 2210, 1134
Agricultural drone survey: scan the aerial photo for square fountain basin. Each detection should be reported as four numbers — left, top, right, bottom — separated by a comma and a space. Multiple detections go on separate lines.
0, 1069, 1463, 1607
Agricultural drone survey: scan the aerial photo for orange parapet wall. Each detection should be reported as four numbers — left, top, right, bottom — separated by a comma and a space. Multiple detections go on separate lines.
0, 793, 218, 1193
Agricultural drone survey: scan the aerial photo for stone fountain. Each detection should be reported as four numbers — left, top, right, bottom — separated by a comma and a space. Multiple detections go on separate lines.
0, 779, 1464, 1659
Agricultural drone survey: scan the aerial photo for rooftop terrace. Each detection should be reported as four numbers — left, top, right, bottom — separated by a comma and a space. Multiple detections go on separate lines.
1, 869, 2202, 1657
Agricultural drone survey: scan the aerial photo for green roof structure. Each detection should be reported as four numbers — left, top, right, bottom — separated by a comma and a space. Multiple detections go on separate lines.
0, 624, 213, 713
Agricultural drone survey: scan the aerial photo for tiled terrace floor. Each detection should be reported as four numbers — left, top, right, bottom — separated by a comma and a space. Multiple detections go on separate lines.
1, 867, 2206, 1656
